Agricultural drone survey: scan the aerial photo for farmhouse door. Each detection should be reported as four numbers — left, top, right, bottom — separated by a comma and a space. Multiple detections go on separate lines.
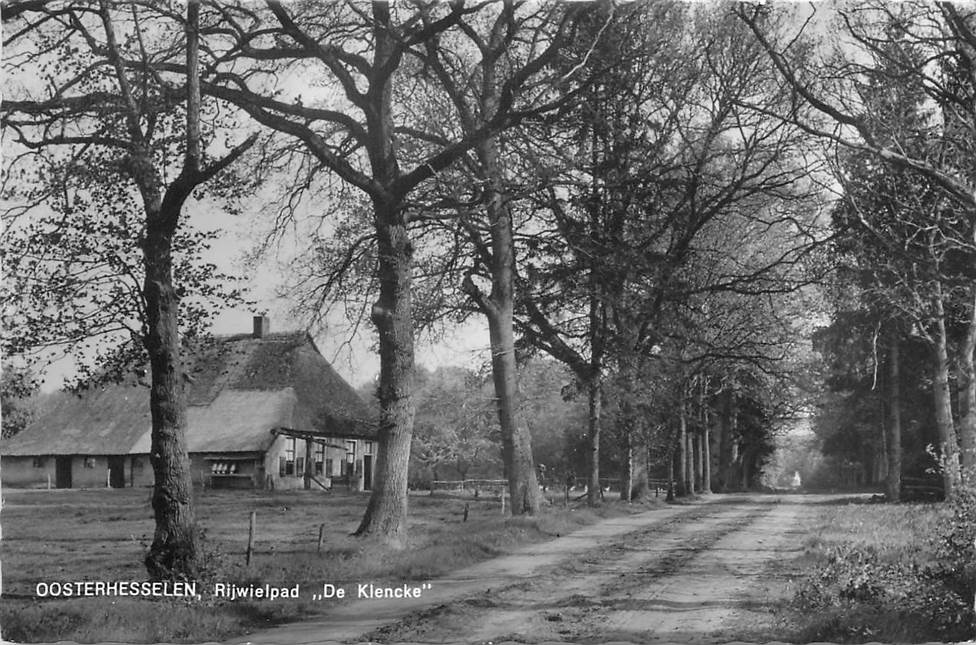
363, 455, 373, 490
108, 456, 125, 488
55, 456, 72, 488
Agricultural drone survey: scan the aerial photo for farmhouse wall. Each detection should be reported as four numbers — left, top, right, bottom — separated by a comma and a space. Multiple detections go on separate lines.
127, 455, 154, 487
71, 455, 108, 488
192, 452, 264, 489
260, 435, 368, 491
1, 455, 55, 487
264, 434, 304, 490
2, 454, 155, 489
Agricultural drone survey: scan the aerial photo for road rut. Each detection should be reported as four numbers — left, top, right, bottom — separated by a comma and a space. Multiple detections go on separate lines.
237, 494, 824, 645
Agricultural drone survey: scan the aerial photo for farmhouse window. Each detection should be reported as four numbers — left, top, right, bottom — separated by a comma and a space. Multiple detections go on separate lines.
33, 457, 46, 468
84, 457, 95, 468
296, 457, 305, 476
364, 440, 374, 455
315, 443, 325, 475
284, 437, 296, 476
278, 456, 286, 477
325, 458, 334, 476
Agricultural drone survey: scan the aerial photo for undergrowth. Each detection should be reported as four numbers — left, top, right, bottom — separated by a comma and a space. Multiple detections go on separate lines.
792, 492, 976, 642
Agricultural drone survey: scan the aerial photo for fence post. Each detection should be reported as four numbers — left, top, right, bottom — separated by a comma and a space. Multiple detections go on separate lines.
317, 523, 325, 554
246, 511, 256, 566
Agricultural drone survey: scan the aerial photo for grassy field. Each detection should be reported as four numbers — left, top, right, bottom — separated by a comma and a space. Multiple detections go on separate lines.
0, 486, 651, 643
776, 497, 974, 643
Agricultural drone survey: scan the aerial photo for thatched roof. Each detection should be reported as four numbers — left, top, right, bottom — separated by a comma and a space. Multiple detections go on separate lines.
1, 331, 375, 457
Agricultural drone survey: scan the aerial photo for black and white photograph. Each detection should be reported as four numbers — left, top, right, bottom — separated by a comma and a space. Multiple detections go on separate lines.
1, 1, 975, 643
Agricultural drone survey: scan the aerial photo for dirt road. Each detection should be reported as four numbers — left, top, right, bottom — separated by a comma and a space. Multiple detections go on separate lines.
236, 493, 827, 645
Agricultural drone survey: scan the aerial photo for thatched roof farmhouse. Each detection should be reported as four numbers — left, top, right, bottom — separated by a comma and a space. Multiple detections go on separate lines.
1, 317, 377, 491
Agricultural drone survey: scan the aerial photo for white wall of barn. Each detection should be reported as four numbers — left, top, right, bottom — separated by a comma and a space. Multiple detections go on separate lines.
1, 437, 374, 491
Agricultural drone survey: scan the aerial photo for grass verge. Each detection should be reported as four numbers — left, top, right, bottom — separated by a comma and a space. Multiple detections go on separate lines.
777, 497, 973, 643
0, 487, 656, 643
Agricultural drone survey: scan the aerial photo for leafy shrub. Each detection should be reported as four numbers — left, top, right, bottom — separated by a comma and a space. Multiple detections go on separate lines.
794, 493, 976, 641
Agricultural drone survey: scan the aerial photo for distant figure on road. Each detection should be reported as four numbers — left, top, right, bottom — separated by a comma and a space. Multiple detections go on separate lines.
791, 471, 802, 489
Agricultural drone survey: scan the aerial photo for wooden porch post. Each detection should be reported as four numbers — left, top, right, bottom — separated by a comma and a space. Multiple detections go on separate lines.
304, 439, 312, 490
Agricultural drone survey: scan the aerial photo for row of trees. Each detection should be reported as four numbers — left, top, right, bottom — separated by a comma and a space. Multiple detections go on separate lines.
407, 357, 793, 498
744, 2, 976, 500
6, 0, 971, 583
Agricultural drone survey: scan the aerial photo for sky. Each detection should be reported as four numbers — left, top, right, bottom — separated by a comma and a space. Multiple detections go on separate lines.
29, 193, 495, 392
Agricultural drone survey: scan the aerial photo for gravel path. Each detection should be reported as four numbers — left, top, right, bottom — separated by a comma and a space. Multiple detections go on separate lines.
228, 494, 829, 645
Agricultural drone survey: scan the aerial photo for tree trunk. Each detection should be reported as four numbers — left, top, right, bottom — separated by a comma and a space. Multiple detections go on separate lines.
355, 199, 415, 541
676, 405, 688, 496
740, 448, 752, 490
471, 137, 542, 516
718, 389, 737, 492
622, 429, 633, 502
701, 385, 713, 494
587, 373, 602, 506
684, 424, 695, 495
666, 448, 675, 501
630, 430, 649, 500
702, 426, 713, 494
355, 6, 418, 539
143, 202, 198, 581
693, 430, 703, 493
486, 301, 542, 515
885, 337, 902, 501
96, 0, 204, 582
933, 289, 962, 500
959, 289, 976, 486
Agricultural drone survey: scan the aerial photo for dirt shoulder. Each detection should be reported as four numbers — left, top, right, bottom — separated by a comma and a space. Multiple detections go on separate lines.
233, 494, 827, 645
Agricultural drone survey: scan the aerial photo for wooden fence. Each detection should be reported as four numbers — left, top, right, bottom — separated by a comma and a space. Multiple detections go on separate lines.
431, 477, 675, 499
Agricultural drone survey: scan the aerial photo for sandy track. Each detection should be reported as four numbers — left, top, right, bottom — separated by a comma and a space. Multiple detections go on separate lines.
365, 495, 815, 644
231, 493, 826, 645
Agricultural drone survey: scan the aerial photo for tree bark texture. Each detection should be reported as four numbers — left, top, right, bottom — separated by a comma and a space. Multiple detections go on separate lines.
933, 291, 962, 500
486, 303, 543, 515
702, 424, 713, 494
740, 445, 756, 490
700, 386, 713, 494
143, 200, 198, 581
676, 405, 688, 496
718, 390, 738, 492
885, 337, 902, 502
693, 430, 703, 493
475, 137, 542, 516
959, 289, 976, 485
354, 5, 418, 539
630, 432, 649, 500
622, 430, 633, 502
587, 374, 602, 506
356, 200, 415, 541
666, 449, 675, 501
